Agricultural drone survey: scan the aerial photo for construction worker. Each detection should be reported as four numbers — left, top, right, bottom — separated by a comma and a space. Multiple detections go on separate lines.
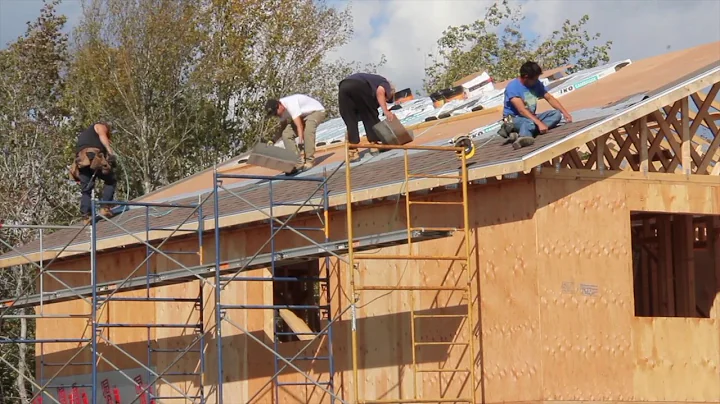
265, 94, 327, 173
502, 61, 573, 149
338, 73, 396, 162
69, 122, 117, 224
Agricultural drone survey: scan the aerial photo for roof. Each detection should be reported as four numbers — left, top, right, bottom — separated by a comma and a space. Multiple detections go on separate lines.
1, 41, 719, 267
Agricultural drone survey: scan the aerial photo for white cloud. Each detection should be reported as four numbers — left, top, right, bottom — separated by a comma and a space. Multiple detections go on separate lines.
522, 0, 720, 61
332, 0, 720, 94
4, 0, 719, 94
331, 0, 497, 94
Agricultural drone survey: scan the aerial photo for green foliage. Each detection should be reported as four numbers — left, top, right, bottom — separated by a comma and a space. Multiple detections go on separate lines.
64, 0, 384, 194
190, 0, 384, 164
424, 0, 612, 93
63, 0, 208, 195
0, 0, 75, 225
0, 1, 71, 400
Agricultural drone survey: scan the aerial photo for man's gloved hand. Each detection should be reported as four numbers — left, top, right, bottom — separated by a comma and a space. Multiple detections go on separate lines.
107, 154, 117, 166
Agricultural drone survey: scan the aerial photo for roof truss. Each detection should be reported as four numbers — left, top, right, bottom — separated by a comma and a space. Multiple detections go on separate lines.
519, 65, 720, 174
536, 82, 720, 176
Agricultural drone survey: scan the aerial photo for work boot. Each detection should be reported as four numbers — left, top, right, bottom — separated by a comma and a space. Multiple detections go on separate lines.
99, 206, 114, 219
302, 159, 315, 171
497, 116, 515, 138
502, 132, 518, 146
283, 159, 304, 176
369, 142, 389, 156
512, 136, 535, 150
347, 149, 360, 163
82, 214, 92, 226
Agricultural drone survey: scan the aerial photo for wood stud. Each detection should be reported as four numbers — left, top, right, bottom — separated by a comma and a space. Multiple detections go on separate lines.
548, 86, 720, 176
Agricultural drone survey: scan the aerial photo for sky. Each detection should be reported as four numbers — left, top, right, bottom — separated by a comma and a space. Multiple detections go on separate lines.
1, 0, 719, 93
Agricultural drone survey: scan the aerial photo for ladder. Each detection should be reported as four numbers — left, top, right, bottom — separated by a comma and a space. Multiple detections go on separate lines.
345, 143, 477, 404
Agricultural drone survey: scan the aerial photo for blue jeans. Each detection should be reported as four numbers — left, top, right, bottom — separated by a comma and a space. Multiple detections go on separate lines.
512, 110, 563, 137
79, 167, 116, 216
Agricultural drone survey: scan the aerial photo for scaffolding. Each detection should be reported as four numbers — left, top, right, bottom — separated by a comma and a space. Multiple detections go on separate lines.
344, 143, 477, 404
0, 142, 474, 404
0, 223, 94, 404
89, 199, 208, 403
212, 171, 338, 404
0, 195, 214, 404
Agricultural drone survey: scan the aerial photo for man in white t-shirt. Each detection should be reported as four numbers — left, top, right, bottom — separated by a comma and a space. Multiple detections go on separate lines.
265, 94, 327, 173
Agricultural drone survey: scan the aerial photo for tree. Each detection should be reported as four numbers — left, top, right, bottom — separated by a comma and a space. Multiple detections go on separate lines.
423, 0, 613, 93
0, 1, 74, 402
193, 0, 385, 160
64, 0, 207, 195
65, 0, 383, 194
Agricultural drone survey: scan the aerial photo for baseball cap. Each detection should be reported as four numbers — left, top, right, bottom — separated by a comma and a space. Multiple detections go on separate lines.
264, 99, 280, 117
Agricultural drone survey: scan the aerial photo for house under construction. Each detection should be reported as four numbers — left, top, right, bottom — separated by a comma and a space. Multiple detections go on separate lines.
0, 41, 719, 404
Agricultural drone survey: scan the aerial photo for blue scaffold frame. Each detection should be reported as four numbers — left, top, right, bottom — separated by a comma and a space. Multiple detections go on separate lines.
90, 198, 209, 404
212, 170, 338, 404
0, 222, 94, 404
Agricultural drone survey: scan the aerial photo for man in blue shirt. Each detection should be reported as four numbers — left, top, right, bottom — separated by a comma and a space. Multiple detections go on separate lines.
503, 61, 572, 144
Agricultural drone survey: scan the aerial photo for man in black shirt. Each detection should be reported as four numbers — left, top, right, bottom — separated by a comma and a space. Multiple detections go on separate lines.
338, 73, 395, 162
71, 122, 117, 223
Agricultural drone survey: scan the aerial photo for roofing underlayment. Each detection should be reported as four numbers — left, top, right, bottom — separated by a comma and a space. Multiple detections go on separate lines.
311, 60, 630, 146
1, 41, 719, 266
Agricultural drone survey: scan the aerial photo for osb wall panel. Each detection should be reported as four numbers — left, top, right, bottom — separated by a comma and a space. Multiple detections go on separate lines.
154, 240, 204, 401
33, 175, 720, 403
322, 180, 544, 403
33, 211, 334, 402
349, 238, 472, 402
35, 235, 206, 381
623, 181, 719, 214
200, 229, 275, 404
313, 193, 480, 403
474, 179, 542, 402
34, 300, 93, 378
200, 188, 485, 403
36, 244, 162, 377
535, 178, 635, 400
633, 318, 720, 401
536, 176, 720, 403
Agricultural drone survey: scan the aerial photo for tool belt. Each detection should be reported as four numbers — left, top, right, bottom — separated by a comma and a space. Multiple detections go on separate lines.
69, 147, 112, 182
